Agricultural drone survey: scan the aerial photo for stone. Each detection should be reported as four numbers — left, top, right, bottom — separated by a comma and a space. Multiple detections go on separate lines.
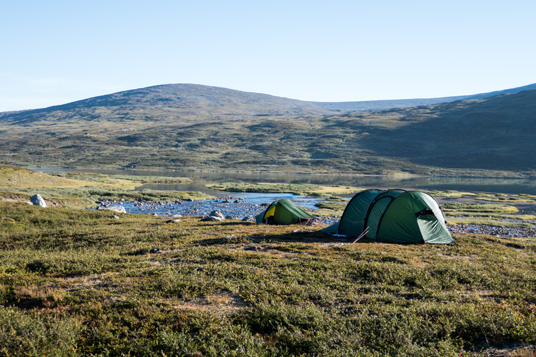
209, 210, 225, 219
30, 194, 47, 208
97, 206, 127, 214
242, 216, 255, 222
201, 215, 224, 222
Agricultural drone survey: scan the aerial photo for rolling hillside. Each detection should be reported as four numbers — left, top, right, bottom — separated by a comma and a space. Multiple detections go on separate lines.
0, 83, 535, 176
0, 84, 333, 126
364, 90, 536, 171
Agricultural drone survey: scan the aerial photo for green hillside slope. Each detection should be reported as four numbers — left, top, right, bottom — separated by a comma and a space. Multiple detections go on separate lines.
0, 85, 535, 177
364, 90, 536, 171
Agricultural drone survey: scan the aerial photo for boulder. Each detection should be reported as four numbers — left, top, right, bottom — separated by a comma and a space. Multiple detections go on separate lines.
242, 216, 255, 222
30, 194, 47, 208
201, 210, 225, 222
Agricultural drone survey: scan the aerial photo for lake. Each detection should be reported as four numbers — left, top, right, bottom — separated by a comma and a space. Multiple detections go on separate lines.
64, 168, 536, 196
32, 167, 536, 195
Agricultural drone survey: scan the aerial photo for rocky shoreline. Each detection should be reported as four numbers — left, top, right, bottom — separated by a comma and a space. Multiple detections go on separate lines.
95, 198, 535, 238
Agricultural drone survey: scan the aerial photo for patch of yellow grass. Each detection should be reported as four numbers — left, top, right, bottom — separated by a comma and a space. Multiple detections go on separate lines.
0, 164, 139, 190
0, 165, 91, 188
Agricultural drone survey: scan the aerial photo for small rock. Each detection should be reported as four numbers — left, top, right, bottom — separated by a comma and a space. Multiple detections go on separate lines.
98, 206, 127, 214
150, 248, 160, 254
209, 211, 225, 219
242, 216, 255, 222
201, 215, 224, 222
201, 210, 226, 221
112, 215, 120, 219
30, 194, 47, 208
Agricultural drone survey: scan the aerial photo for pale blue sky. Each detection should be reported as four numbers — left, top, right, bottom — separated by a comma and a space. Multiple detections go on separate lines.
1, 0, 535, 111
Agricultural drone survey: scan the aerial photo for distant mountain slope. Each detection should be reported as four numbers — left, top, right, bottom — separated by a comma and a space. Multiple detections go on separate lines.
312, 82, 536, 112
363, 89, 536, 170
0, 83, 535, 177
0, 84, 332, 126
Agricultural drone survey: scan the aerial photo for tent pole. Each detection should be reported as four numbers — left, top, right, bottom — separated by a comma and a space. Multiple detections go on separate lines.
353, 226, 369, 243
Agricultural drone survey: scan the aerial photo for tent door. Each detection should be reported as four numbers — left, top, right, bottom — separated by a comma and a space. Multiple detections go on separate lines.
416, 214, 447, 244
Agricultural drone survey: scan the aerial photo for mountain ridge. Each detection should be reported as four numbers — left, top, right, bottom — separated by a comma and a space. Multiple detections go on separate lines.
2, 82, 536, 121
310, 82, 536, 111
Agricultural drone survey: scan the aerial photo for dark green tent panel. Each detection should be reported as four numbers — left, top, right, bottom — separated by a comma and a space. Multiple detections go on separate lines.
336, 189, 383, 236
324, 189, 453, 244
256, 199, 314, 225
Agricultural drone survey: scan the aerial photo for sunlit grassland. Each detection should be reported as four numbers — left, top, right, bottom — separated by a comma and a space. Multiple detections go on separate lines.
1, 201, 535, 356
206, 182, 361, 197
0, 165, 210, 208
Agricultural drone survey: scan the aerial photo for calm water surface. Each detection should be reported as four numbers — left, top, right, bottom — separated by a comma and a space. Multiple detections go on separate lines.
33, 168, 536, 195
84, 169, 536, 196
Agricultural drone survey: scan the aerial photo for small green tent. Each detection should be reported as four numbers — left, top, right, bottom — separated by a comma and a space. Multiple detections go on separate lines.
256, 199, 314, 225
323, 190, 453, 244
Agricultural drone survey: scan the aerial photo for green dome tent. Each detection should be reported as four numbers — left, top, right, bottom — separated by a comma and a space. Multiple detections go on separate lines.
256, 199, 314, 225
323, 190, 453, 244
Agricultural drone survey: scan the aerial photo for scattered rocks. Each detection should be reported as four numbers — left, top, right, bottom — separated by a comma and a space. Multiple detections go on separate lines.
449, 224, 536, 238
30, 194, 47, 208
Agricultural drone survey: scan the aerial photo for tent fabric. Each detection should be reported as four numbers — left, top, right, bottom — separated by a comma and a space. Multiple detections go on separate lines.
256, 199, 314, 225
326, 189, 453, 244
336, 189, 383, 236
364, 189, 405, 240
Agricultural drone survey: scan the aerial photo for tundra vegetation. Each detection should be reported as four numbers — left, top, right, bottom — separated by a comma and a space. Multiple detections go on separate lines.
1, 84, 535, 177
0, 166, 535, 355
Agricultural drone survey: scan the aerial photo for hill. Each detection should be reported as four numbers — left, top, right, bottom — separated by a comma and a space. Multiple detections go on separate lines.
0, 83, 332, 127
0, 84, 535, 177
363, 90, 536, 171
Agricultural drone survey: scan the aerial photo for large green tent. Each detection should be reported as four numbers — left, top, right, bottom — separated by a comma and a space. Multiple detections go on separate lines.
323, 190, 453, 244
256, 199, 314, 225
